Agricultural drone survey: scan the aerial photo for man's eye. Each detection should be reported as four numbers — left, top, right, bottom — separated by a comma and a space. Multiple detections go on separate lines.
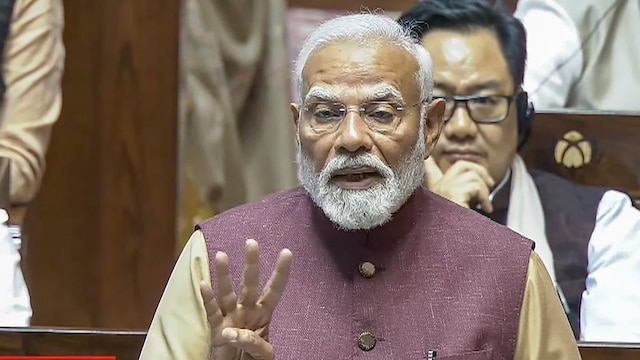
367, 110, 395, 122
473, 97, 498, 105
313, 109, 342, 121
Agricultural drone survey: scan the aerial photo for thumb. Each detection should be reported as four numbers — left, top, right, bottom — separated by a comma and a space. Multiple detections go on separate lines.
224, 328, 274, 360
424, 156, 444, 188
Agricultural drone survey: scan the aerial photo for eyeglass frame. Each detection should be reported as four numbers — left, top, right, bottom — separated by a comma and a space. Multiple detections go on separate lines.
299, 100, 425, 135
432, 94, 517, 124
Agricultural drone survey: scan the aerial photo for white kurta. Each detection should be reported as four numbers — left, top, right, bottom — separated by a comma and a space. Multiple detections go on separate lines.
0, 209, 31, 326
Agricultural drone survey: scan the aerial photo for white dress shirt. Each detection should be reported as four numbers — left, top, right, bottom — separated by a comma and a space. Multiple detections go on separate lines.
488, 168, 640, 342
0, 209, 31, 326
514, 0, 582, 109
581, 190, 640, 342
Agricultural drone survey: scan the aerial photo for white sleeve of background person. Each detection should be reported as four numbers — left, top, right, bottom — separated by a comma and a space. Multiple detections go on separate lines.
514, 0, 582, 109
581, 190, 640, 342
0, 209, 31, 326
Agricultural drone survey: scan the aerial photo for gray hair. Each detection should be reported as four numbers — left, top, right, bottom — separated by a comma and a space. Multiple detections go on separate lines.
294, 13, 434, 107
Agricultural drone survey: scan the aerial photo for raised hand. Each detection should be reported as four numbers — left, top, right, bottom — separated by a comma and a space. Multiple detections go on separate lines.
200, 239, 293, 360
424, 156, 495, 213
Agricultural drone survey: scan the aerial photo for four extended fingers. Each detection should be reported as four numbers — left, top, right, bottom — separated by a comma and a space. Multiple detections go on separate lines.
203, 240, 293, 357
208, 241, 293, 316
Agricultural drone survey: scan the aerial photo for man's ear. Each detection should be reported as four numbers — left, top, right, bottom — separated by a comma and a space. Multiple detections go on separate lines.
291, 103, 302, 146
291, 103, 300, 127
423, 98, 446, 159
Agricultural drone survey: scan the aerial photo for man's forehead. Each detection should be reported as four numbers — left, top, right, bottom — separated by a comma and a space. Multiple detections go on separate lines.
423, 29, 514, 92
301, 41, 420, 101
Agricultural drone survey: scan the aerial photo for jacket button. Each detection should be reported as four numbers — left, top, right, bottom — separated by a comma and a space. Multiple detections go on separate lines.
358, 261, 376, 278
358, 332, 376, 351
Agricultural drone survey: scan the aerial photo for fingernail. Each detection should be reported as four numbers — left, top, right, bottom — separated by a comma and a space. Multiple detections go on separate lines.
222, 328, 238, 341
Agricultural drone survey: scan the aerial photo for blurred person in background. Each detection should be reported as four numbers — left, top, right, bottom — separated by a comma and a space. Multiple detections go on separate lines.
400, 0, 640, 342
492, 0, 582, 110
177, 0, 298, 250
553, 0, 640, 111
0, 0, 65, 326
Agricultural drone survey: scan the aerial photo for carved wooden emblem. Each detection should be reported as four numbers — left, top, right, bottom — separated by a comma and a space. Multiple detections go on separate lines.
554, 130, 592, 169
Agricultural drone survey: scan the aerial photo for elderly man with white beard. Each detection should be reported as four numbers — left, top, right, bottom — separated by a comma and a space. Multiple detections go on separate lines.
139, 13, 580, 360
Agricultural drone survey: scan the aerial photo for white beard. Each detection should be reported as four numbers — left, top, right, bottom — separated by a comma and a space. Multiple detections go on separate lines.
297, 132, 426, 231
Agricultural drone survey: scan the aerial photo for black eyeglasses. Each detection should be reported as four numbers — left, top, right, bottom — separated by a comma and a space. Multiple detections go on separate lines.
433, 94, 516, 123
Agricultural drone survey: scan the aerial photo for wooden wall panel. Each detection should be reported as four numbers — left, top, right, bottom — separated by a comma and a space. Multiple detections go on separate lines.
22, 0, 179, 330
520, 111, 640, 207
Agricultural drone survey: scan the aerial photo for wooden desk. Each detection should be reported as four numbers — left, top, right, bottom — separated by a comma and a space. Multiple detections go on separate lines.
0, 327, 145, 360
578, 341, 640, 360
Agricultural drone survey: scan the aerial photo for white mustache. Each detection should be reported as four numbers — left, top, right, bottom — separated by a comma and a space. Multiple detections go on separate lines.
320, 154, 394, 183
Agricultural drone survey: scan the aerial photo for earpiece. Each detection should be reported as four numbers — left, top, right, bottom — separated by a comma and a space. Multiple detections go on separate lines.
515, 91, 534, 150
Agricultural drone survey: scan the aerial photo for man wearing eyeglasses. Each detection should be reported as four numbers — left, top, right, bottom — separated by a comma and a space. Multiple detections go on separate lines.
140, 13, 581, 360
399, 0, 640, 343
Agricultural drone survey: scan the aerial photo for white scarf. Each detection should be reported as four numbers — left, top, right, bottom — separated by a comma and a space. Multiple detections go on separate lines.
507, 155, 557, 285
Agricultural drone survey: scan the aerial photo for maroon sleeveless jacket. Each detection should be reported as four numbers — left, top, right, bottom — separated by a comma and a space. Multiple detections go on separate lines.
197, 187, 533, 359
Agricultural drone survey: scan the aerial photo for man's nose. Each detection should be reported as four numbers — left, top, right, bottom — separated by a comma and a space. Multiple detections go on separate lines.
334, 112, 374, 154
444, 104, 478, 140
